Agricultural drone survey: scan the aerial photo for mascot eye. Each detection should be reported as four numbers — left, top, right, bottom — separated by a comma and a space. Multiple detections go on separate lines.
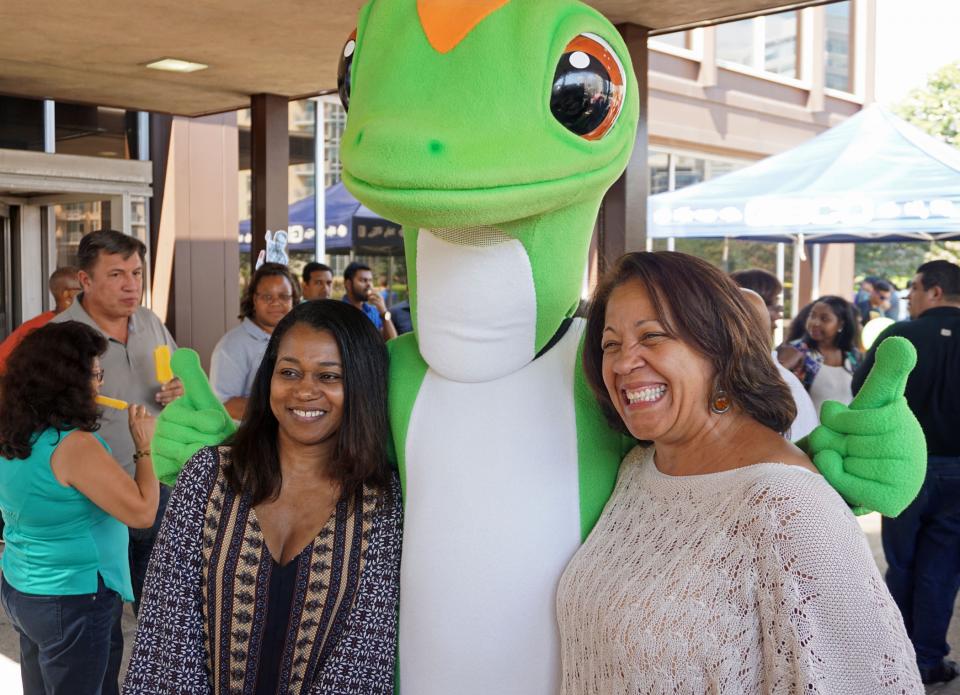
550, 33, 626, 140
337, 29, 357, 111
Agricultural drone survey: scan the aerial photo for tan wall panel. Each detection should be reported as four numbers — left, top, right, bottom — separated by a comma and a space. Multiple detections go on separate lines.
817, 243, 856, 301
796, 243, 856, 310
164, 114, 240, 372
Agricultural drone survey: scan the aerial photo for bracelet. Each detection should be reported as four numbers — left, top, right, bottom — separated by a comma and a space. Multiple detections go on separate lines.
133, 450, 151, 461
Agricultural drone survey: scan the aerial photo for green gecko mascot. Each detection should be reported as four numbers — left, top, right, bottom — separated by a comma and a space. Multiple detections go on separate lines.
154, 1, 926, 693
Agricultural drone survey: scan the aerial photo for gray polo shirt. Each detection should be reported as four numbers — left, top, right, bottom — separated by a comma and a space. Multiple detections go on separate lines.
53, 297, 177, 476
209, 317, 271, 402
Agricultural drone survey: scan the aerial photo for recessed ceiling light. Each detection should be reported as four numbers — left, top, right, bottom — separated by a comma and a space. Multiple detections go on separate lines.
145, 58, 208, 73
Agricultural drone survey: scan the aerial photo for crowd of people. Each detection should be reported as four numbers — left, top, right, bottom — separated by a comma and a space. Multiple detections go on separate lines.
0, 226, 957, 693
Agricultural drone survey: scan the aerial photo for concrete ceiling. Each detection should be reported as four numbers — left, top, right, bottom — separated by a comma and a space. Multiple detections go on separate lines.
0, 0, 832, 117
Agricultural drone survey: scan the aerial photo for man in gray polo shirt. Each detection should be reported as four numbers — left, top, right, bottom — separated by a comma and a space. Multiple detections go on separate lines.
53, 229, 182, 615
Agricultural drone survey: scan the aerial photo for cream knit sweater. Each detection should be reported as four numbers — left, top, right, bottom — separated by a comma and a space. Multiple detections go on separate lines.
557, 446, 923, 694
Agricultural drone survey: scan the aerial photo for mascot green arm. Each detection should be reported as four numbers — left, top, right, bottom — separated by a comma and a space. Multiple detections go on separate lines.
800, 337, 926, 517
152, 348, 237, 485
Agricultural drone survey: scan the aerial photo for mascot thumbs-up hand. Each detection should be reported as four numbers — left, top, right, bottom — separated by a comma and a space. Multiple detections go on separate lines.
804, 336, 926, 517
152, 348, 236, 485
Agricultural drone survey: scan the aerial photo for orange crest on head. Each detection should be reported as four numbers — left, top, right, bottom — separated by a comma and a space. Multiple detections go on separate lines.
417, 0, 511, 54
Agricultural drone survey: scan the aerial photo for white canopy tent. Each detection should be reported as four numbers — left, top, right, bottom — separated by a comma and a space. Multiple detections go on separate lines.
647, 105, 960, 312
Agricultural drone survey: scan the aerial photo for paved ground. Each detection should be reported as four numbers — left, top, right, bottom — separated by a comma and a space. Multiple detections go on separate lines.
0, 515, 958, 692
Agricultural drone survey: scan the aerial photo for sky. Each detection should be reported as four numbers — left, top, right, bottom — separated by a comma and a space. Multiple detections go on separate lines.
874, 0, 960, 105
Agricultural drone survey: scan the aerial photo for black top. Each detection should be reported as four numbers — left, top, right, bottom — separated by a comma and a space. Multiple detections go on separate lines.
255, 553, 304, 695
853, 306, 960, 456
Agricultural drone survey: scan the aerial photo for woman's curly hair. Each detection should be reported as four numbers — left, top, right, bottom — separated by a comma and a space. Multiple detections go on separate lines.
0, 321, 106, 460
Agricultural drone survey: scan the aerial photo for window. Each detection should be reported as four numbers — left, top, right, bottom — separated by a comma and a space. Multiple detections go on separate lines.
0, 96, 44, 151
320, 98, 347, 189
716, 20, 754, 67
648, 151, 745, 194
674, 156, 706, 190
650, 31, 688, 50
764, 13, 798, 78
288, 98, 316, 209
649, 152, 670, 195
54, 201, 107, 267
716, 11, 799, 79
825, 1, 853, 91
55, 105, 137, 158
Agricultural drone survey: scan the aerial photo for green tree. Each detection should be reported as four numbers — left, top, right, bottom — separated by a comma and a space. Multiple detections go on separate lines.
852, 61, 960, 280
897, 61, 960, 147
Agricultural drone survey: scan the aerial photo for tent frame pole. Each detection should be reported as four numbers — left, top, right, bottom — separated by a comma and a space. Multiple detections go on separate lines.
791, 237, 802, 318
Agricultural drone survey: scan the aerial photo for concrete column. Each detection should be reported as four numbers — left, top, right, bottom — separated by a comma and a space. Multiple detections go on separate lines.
698, 26, 718, 88
151, 113, 240, 369
805, 6, 826, 113
598, 23, 649, 275
859, 0, 877, 102
107, 193, 132, 235
16, 205, 44, 320
250, 94, 288, 272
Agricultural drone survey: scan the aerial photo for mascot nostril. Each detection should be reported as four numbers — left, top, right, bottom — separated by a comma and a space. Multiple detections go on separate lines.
428, 140, 444, 155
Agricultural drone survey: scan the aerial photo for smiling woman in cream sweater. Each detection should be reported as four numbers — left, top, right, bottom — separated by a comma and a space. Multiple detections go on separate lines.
557, 252, 922, 694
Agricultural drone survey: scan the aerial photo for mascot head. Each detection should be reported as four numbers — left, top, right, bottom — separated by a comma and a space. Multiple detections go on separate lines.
339, 0, 639, 380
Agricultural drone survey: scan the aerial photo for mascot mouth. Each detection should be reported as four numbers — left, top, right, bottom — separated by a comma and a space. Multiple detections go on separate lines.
341, 151, 627, 229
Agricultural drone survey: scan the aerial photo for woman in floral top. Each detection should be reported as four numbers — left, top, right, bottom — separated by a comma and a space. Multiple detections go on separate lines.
777, 295, 862, 415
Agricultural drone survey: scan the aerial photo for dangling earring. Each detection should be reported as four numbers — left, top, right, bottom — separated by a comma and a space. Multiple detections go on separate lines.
710, 388, 731, 414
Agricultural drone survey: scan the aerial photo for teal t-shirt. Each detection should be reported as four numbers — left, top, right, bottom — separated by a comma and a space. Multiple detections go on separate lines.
0, 428, 133, 601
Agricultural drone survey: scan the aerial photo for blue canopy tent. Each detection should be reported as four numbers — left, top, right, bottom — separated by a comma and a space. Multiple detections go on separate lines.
239, 181, 403, 255
648, 105, 960, 244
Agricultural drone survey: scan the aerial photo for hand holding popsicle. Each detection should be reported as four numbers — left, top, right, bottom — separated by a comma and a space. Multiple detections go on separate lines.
154, 345, 174, 383
155, 344, 183, 405
128, 404, 156, 452
155, 378, 184, 406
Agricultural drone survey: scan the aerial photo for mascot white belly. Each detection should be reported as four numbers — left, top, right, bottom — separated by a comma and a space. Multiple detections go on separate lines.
399, 228, 583, 694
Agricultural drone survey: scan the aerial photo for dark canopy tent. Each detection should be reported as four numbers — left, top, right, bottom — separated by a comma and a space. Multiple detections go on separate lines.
239, 181, 403, 255
648, 105, 960, 244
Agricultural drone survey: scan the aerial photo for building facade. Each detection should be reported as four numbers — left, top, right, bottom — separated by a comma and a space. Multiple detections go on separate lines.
0, 0, 876, 361
645, 0, 875, 310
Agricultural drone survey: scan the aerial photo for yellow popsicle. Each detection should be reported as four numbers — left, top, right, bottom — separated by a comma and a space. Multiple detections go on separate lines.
96, 395, 129, 410
154, 345, 173, 384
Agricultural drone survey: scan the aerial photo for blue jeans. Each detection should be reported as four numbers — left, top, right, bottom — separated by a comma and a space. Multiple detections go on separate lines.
882, 456, 960, 670
1, 575, 123, 695
128, 482, 171, 614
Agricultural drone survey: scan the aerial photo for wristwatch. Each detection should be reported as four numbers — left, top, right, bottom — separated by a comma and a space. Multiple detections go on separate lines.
383, 311, 392, 322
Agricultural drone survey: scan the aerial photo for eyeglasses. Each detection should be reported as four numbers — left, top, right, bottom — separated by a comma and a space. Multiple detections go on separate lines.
93, 369, 105, 384
256, 293, 294, 305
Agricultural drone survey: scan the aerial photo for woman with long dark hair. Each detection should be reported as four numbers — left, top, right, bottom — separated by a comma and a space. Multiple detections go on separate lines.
124, 300, 401, 695
777, 295, 862, 414
0, 321, 158, 695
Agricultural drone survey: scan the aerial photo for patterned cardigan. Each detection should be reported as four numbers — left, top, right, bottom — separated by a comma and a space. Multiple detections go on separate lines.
122, 446, 402, 694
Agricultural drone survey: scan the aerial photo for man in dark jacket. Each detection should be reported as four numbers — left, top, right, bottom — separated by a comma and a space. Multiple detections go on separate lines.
854, 260, 960, 684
